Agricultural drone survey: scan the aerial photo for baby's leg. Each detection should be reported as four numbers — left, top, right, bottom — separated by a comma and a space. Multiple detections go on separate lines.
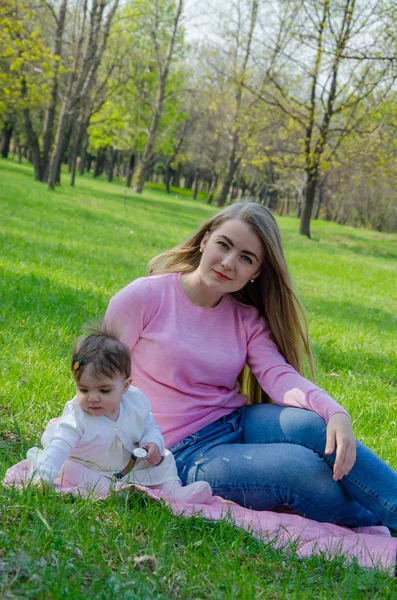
156, 479, 212, 504
55, 460, 113, 496
141, 449, 212, 503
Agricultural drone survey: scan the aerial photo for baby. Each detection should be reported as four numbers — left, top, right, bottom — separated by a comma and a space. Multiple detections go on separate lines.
26, 326, 212, 503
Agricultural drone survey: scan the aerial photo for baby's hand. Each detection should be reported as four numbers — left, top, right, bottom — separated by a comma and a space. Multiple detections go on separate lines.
142, 443, 162, 466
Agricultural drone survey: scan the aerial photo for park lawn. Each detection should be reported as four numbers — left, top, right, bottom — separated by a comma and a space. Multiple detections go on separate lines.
0, 158, 396, 599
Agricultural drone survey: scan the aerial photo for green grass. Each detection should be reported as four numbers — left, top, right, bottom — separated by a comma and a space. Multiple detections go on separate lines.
144, 180, 210, 201
1, 158, 396, 598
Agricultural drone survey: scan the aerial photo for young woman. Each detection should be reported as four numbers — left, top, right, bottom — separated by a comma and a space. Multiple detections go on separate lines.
104, 202, 397, 527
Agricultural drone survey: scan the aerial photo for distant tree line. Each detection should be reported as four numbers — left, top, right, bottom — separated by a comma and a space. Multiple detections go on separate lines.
1, 0, 397, 235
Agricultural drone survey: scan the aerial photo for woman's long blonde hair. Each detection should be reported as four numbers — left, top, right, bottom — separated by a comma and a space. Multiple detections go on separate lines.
147, 202, 314, 404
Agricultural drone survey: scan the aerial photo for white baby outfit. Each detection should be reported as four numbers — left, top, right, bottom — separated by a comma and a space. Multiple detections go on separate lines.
27, 386, 180, 492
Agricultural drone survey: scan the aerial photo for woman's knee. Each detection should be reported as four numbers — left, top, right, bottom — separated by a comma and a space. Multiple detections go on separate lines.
242, 403, 327, 448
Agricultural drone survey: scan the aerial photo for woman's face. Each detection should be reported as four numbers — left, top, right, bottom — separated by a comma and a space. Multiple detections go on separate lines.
199, 219, 264, 295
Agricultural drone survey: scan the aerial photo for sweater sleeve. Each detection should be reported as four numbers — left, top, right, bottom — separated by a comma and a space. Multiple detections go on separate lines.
103, 278, 152, 352
136, 391, 166, 454
244, 309, 349, 423
30, 402, 84, 482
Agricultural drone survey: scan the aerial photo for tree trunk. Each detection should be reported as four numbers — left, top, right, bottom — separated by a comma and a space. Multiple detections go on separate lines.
48, 0, 119, 188
172, 166, 181, 187
48, 92, 71, 189
266, 188, 278, 210
207, 174, 218, 204
107, 147, 117, 182
295, 192, 301, 218
21, 77, 44, 180
165, 160, 173, 193
70, 132, 83, 185
86, 153, 93, 173
133, 110, 161, 193
70, 150, 78, 186
300, 174, 317, 238
192, 170, 200, 199
79, 137, 88, 175
17, 138, 23, 163
69, 119, 85, 186
126, 152, 135, 187
1, 121, 13, 158
40, 0, 68, 182
23, 107, 43, 181
216, 153, 240, 207
133, 0, 184, 193
314, 179, 324, 219
216, 1, 257, 207
184, 170, 194, 189
93, 148, 105, 178
116, 151, 122, 178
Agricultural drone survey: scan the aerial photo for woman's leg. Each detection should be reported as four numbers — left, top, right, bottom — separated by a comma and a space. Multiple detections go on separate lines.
242, 404, 397, 528
171, 409, 381, 526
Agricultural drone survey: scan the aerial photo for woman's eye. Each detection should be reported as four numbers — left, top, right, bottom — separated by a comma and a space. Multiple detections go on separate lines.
241, 255, 252, 264
218, 241, 228, 249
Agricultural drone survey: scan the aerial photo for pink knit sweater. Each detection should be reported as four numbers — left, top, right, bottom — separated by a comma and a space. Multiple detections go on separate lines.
104, 273, 348, 448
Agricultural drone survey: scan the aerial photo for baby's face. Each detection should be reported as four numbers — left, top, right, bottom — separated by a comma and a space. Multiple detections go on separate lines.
75, 364, 131, 421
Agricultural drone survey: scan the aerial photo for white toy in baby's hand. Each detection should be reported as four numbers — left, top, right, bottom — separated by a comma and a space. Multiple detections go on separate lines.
116, 446, 212, 504
132, 448, 148, 460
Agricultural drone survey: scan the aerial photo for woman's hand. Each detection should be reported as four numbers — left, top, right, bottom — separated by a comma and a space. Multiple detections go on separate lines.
143, 442, 162, 466
325, 413, 356, 481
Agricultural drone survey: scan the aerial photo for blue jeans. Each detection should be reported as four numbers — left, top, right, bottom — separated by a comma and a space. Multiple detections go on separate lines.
170, 405, 397, 527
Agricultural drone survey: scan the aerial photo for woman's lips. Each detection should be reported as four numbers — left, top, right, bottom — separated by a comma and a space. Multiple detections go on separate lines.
214, 270, 232, 281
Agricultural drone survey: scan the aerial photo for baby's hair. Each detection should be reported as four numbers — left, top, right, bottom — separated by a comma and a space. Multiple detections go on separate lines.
71, 323, 131, 382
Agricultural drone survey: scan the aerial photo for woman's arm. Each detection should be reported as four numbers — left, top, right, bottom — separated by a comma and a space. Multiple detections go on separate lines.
246, 312, 348, 421
245, 310, 356, 478
103, 278, 152, 351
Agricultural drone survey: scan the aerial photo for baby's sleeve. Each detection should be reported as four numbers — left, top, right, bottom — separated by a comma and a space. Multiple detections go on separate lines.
30, 402, 84, 483
135, 391, 165, 454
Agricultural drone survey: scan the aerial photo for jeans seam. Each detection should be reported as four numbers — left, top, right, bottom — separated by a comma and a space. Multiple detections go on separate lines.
260, 435, 397, 520
342, 475, 397, 518
209, 483, 368, 523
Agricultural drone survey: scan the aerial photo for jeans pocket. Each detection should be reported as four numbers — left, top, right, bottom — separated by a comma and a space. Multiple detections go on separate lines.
221, 407, 244, 432
169, 435, 196, 456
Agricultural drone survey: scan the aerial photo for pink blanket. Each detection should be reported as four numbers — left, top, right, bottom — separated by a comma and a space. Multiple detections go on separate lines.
4, 459, 396, 575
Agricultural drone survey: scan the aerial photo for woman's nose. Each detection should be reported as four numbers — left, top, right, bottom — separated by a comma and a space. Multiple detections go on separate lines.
221, 253, 235, 269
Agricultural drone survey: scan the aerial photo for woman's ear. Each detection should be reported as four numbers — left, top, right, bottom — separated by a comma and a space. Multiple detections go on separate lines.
251, 269, 261, 281
200, 231, 210, 251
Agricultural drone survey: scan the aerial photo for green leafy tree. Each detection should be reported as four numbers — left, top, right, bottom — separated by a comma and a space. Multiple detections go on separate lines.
0, 0, 59, 179
250, 0, 396, 237
132, 0, 185, 193
87, 0, 187, 188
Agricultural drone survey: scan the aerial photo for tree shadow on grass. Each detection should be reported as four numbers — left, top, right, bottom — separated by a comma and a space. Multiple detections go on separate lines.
313, 343, 397, 387
77, 183, 214, 230
1, 221, 154, 288
300, 229, 397, 261
2, 268, 107, 337
306, 297, 396, 334
0, 159, 213, 234
0, 158, 34, 180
